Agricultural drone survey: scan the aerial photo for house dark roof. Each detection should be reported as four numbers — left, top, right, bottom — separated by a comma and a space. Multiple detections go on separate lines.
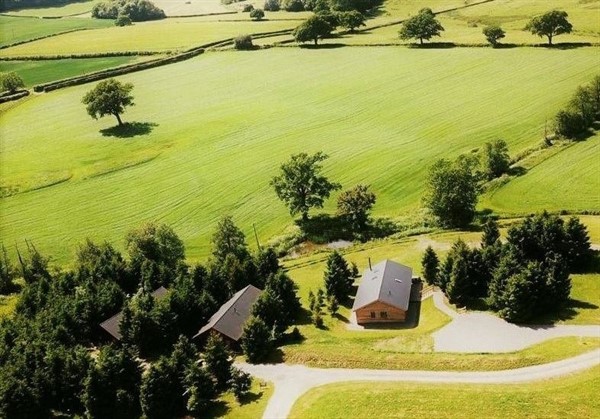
100, 286, 169, 340
193, 285, 262, 342
351, 260, 413, 312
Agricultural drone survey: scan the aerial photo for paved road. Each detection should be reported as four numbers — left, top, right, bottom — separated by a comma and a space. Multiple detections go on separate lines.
238, 348, 600, 419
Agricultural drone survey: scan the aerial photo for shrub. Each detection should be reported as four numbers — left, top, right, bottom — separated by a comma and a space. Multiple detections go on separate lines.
555, 109, 587, 139
482, 25, 505, 46
282, 0, 304, 11
115, 13, 132, 26
263, 0, 280, 11
242, 3, 254, 12
234, 34, 254, 50
250, 8, 265, 20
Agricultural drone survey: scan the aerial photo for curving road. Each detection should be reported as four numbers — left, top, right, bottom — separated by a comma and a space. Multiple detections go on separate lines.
238, 349, 600, 419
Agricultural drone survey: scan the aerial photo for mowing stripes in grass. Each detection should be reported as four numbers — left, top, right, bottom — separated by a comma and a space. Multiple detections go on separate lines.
1, 47, 599, 263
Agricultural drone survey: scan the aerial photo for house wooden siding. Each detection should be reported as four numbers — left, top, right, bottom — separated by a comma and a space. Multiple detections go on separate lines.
355, 300, 407, 324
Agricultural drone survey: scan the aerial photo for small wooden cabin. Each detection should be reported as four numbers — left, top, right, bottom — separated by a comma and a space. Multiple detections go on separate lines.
352, 260, 413, 324
193, 284, 262, 345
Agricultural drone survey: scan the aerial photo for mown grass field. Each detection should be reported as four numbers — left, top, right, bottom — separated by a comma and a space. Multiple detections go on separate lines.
482, 133, 600, 214
289, 365, 600, 418
1, 47, 598, 262
0, 56, 152, 87
0, 17, 298, 56
2, 0, 99, 17
0, 15, 112, 47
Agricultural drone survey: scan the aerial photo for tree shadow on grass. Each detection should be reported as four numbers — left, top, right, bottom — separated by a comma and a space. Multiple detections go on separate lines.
296, 214, 399, 244
207, 400, 229, 418
527, 298, 599, 325
299, 43, 346, 49
238, 390, 263, 405
542, 42, 593, 50
408, 42, 456, 49
100, 121, 158, 138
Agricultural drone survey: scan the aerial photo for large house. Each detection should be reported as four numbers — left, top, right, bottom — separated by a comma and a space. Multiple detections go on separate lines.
352, 259, 413, 324
100, 286, 169, 340
193, 284, 262, 344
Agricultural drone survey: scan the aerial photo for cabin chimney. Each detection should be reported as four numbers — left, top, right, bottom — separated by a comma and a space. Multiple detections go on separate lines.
368, 257, 372, 271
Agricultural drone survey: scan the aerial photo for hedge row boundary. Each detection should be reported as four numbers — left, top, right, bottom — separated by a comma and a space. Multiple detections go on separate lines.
0, 27, 93, 50
0, 50, 163, 60
0, 89, 29, 103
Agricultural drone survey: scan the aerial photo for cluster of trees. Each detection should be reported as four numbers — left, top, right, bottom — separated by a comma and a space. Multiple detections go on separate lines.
234, 34, 254, 50
265, 0, 378, 13
0, 215, 283, 416
92, 0, 165, 21
0, 72, 25, 94
242, 269, 302, 362
423, 139, 510, 228
306, 251, 357, 327
422, 213, 592, 322
292, 10, 366, 44
555, 75, 600, 139
271, 152, 377, 232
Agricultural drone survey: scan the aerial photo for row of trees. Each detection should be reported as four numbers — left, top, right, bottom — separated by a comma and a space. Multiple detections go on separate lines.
271, 152, 377, 231
423, 139, 511, 228
264, 0, 379, 13
399, 8, 573, 46
555, 75, 600, 139
422, 213, 592, 322
292, 11, 366, 44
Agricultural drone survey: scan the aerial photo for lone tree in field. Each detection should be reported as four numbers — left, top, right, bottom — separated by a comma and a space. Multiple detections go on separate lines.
337, 184, 376, 230
0, 72, 24, 93
82, 78, 134, 126
423, 158, 479, 228
271, 152, 341, 221
293, 15, 332, 45
525, 10, 572, 46
482, 25, 505, 47
399, 7, 444, 45
250, 8, 264, 20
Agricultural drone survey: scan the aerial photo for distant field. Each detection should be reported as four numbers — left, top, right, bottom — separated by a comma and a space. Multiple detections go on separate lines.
0, 15, 113, 48
152, 0, 232, 16
0, 56, 151, 87
1, 47, 598, 262
483, 134, 600, 214
2, 0, 99, 17
289, 365, 600, 418
0, 18, 297, 56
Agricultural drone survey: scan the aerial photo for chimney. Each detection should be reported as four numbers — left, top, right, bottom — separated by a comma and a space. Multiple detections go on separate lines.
368, 257, 372, 271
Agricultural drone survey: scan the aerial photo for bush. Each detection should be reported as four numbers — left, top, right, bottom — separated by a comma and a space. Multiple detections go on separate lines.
234, 34, 254, 50
0, 72, 24, 94
282, 0, 304, 11
115, 13, 132, 26
92, 0, 165, 21
555, 109, 587, 139
242, 3, 254, 12
250, 8, 265, 20
263, 0, 280, 11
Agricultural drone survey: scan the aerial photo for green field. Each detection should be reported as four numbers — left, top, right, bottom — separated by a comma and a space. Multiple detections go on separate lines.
0, 15, 113, 48
483, 134, 600, 214
289, 365, 600, 418
1, 47, 598, 262
2, 0, 99, 17
0, 17, 298, 56
212, 380, 273, 419
0, 56, 152, 87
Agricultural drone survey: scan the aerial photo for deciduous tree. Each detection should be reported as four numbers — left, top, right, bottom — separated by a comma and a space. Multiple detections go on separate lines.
525, 10, 572, 46
399, 8, 444, 45
337, 184, 376, 230
292, 15, 333, 45
482, 25, 505, 46
82, 78, 134, 126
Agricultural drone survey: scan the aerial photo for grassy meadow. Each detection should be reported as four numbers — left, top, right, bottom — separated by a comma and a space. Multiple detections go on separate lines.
0, 56, 153, 87
2, 0, 99, 17
0, 15, 112, 47
482, 133, 600, 214
289, 365, 600, 418
1, 47, 599, 262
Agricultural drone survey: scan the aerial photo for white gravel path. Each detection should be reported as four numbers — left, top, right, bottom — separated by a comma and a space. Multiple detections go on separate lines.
238, 349, 600, 419
430, 291, 600, 353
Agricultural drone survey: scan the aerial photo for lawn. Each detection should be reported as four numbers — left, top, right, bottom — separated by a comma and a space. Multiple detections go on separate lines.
0, 56, 153, 87
482, 133, 600, 215
0, 15, 113, 48
289, 365, 600, 418
0, 17, 297, 56
1, 47, 598, 263
210, 380, 273, 419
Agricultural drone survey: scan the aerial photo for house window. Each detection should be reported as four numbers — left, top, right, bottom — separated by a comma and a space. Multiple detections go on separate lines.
370, 311, 376, 318
380, 311, 388, 319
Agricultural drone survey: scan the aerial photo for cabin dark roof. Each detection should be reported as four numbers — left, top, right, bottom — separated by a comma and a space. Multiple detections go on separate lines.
351, 260, 413, 312
100, 286, 168, 340
193, 285, 262, 342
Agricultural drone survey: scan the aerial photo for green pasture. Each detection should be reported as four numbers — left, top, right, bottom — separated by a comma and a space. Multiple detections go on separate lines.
0, 18, 297, 56
0, 15, 112, 48
482, 134, 600, 214
2, 0, 99, 17
289, 364, 600, 418
1, 47, 599, 262
0, 56, 151, 87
